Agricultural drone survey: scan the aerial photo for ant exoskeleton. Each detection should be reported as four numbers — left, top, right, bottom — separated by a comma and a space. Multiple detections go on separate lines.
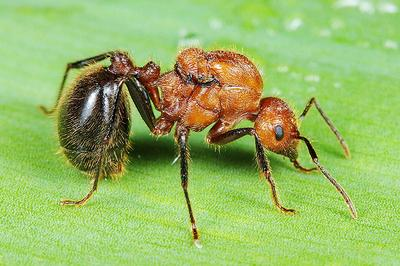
135, 48, 356, 247
40, 51, 157, 206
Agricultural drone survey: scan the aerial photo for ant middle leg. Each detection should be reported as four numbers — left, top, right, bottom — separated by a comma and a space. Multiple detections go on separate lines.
175, 125, 201, 248
207, 125, 296, 215
39, 52, 114, 115
299, 97, 350, 158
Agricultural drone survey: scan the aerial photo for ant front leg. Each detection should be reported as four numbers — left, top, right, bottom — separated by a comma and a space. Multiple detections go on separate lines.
126, 61, 162, 132
207, 125, 296, 215
125, 77, 156, 131
299, 97, 350, 158
291, 159, 318, 173
175, 125, 201, 248
39, 52, 114, 115
133, 61, 162, 111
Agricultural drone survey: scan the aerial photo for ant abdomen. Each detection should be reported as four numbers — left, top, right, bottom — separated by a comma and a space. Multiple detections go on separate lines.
41, 50, 156, 207
57, 65, 131, 178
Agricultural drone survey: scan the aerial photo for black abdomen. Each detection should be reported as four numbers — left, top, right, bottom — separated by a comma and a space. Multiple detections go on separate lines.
58, 65, 131, 177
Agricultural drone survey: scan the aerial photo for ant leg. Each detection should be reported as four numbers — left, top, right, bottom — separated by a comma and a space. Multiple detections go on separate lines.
207, 127, 253, 144
126, 77, 156, 131
205, 120, 236, 144
254, 135, 296, 214
39, 52, 114, 115
146, 84, 162, 111
175, 125, 201, 248
298, 136, 357, 219
299, 97, 350, 158
291, 159, 317, 173
60, 154, 104, 207
207, 127, 296, 215
134, 61, 162, 111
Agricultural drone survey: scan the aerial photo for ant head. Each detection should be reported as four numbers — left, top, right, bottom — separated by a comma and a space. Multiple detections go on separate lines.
109, 51, 135, 76
255, 97, 357, 219
254, 97, 300, 160
175, 48, 212, 83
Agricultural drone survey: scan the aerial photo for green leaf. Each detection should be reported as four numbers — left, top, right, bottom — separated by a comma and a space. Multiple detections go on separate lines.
0, 0, 399, 265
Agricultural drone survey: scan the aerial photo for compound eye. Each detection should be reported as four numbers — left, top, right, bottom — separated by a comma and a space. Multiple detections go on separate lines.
274, 125, 284, 141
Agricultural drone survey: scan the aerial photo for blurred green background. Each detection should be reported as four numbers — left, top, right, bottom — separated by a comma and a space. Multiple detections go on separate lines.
0, 0, 399, 265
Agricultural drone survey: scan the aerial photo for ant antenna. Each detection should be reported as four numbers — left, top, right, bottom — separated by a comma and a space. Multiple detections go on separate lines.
299, 98, 350, 158
298, 136, 357, 219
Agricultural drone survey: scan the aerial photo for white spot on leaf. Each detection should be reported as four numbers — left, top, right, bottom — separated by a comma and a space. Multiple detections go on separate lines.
359, 1, 375, 14
360, 41, 370, 48
308, 86, 317, 93
209, 18, 223, 30
384, 40, 398, 49
335, 0, 398, 14
334, 82, 342, 89
271, 87, 282, 96
335, 0, 361, 8
378, 2, 398, 13
277, 65, 289, 73
286, 18, 303, 31
319, 29, 332, 37
290, 72, 302, 80
266, 29, 276, 36
331, 19, 344, 30
304, 74, 320, 83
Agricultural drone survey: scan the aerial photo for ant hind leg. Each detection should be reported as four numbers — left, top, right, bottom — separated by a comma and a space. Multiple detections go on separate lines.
60, 153, 104, 207
40, 52, 115, 115
291, 159, 318, 173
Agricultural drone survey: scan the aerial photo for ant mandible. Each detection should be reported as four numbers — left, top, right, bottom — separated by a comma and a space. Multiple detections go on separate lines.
134, 48, 357, 247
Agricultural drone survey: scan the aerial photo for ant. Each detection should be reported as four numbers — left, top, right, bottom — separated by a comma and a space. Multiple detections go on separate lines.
40, 51, 157, 206
41, 48, 356, 248
135, 48, 357, 247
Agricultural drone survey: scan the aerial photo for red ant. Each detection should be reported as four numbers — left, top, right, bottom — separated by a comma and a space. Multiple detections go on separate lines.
41, 48, 356, 248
